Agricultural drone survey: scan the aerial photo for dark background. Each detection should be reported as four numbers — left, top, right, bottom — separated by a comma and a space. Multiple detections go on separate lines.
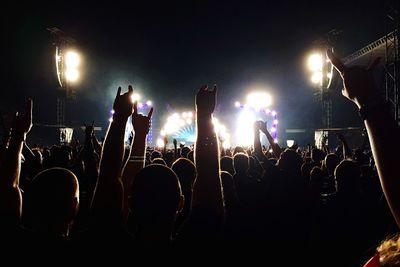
1, 0, 391, 146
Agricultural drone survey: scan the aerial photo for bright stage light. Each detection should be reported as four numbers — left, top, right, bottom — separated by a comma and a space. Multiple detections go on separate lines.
234, 101, 241, 108
65, 69, 79, 82
131, 93, 141, 103
246, 92, 272, 110
286, 140, 295, 147
311, 72, 323, 84
65, 51, 80, 68
235, 109, 256, 146
273, 119, 278, 125
274, 138, 278, 143
271, 127, 277, 133
308, 53, 323, 72
146, 100, 152, 106
156, 138, 165, 147
158, 111, 230, 147
271, 110, 277, 116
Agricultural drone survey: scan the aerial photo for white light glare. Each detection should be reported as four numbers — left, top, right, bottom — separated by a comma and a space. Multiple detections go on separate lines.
235, 101, 241, 108
235, 109, 256, 146
286, 140, 295, 147
65, 51, 80, 68
308, 53, 323, 72
65, 69, 79, 82
131, 93, 141, 103
156, 138, 165, 147
247, 92, 272, 110
311, 72, 323, 84
146, 100, 152, 106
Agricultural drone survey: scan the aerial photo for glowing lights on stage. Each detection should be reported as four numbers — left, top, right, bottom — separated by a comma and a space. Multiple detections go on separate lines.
235, 109, 256, 146
212, 117, 231, 149
307, 51, 334, 87
157, 111, 230, 147
234, 91, 279, 146
64, 51, 81, 83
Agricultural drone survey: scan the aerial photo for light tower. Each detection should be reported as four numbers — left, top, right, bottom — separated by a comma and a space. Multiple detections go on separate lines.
47, 27, 81, 144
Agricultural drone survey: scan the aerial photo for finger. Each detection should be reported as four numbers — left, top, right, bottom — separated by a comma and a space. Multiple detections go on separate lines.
368, 57, 381, 70
326, 49, 346, 75
92, 121, 95, 127
128, 85, 133, 94
133, 101, 138, 114
116, 87, 121, 97
84, 123, 87, 127
147, 107, 154, 118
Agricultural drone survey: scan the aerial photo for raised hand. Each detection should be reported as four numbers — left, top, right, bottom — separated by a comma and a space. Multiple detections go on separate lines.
131, 101, 153, 136
196, 84, 217, 115
85, 121, 95, 138
327, 50, 380, 108
173, 138, 177, 147
255, 120, 268, 134
112, 85, 134, 120
12, 98, 33, 137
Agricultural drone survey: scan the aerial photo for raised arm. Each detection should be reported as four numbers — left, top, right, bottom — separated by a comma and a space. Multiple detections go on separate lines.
259, 120, 282, 158
91, 86, 133, 215
336, 133, 352, 159
193, 85, 224, 219
328, 50, 400, 227
121, 102, 153, 219
0, 99, 32, 219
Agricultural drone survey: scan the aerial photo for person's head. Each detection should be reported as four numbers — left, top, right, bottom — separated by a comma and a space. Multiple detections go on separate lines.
187, 150, 194, 163
151, 150, 162, 161
220, 156, 234, 176
311, 148, 325, 164
335, 159, 361, 193
131, 164, 184, 226
24, 167, 79, 233
233, 153, 249, 174
324, 153, 339, 175
180, 147, 191, 158
152, 157, 166, 165
233, 146, 245, 155
171, 158, 197, 192
278, 149, 303, 176
310, 166, 324, 192
376, 233, 400, 267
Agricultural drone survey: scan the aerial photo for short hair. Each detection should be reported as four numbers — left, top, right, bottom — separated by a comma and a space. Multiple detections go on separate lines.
171, 158, 196, 191
131, 164, 182, 220
25, 167, 79, 224
233, 153, 249, 173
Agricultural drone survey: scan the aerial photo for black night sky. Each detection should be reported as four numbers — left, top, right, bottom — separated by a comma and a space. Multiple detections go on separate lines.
2, 0, 391, 145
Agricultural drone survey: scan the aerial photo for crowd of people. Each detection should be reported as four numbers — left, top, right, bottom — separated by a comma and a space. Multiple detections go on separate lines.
1, 51, 400, 266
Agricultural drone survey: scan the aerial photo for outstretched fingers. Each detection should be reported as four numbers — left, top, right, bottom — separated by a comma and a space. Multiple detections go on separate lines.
148, 107, 154, 119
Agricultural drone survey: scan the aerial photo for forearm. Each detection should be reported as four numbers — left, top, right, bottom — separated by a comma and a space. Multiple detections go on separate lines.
364, 110, 400, 226
262, 129, 282, 157
92, 118, 126, 211
0, 138, 24, 217
121, 132, 147, 219
193, 114, 223, 216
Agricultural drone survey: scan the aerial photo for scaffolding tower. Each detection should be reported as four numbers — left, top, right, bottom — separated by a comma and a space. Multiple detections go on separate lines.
386, 4, 400, 125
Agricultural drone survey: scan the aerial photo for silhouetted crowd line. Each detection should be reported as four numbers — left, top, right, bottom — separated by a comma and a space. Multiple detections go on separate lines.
1, 52, 400, 266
